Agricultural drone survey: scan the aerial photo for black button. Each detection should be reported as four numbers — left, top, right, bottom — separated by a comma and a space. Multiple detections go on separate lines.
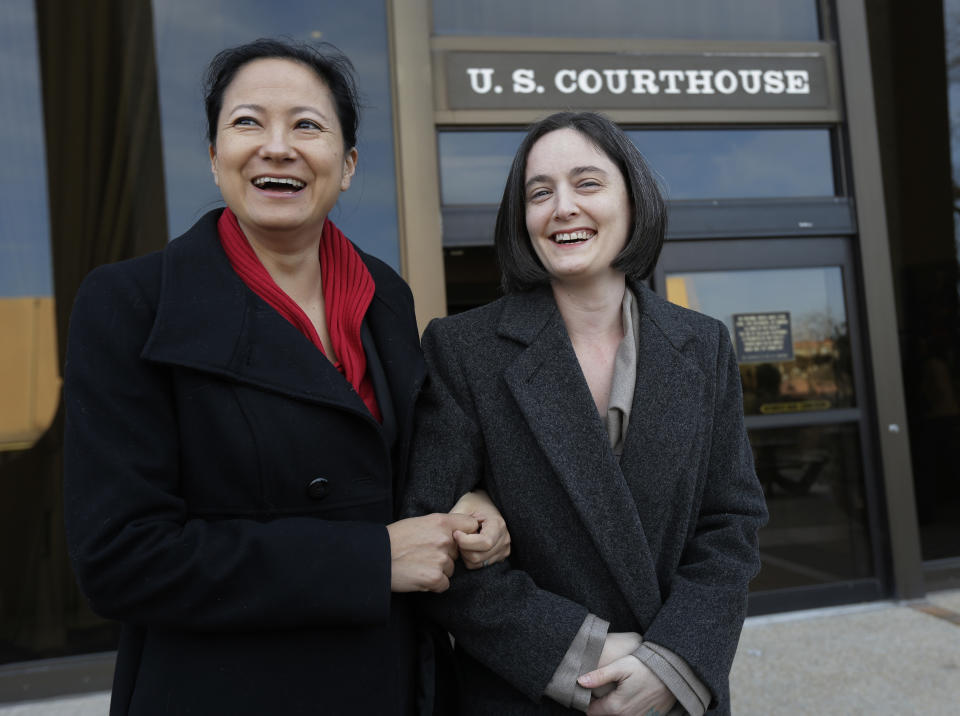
307, 477, 330, 499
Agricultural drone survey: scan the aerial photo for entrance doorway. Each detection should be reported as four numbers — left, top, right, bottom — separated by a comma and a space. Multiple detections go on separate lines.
654, 237, 887, 612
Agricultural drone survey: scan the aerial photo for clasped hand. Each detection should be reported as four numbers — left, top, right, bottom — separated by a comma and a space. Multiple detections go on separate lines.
578, 632, 677, 716
387, 513, 479, 592
388, 490, 511, 592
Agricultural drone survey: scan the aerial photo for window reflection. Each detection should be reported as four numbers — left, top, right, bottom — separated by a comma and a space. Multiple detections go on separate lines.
666, 267, 855, 414
438, 128, 835, 205
628, 129, 835, 199
749, 424, 873, 590
0, 0, 59, 451
434, 0, 820, 41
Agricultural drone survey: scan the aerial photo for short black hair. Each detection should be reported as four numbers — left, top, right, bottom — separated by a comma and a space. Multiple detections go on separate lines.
495, 112, 666, 294
203, 38, 360, 150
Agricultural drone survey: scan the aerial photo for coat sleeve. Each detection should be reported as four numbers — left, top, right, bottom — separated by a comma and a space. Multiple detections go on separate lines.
402, 319, 590, 704
641, 321, 768, 709
63, 263, 392, 632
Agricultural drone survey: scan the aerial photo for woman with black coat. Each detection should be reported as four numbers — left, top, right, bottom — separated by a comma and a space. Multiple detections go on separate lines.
63, 38, 508, 716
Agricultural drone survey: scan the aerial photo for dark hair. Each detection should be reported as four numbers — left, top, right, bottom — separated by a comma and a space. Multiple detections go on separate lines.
203, 38, 360, 150
495, 111, 666, 293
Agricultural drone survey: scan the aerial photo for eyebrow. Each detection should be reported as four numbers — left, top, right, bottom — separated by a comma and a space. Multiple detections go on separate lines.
226, 103, 265, 116
525, 165, 609, 190
226, 103, 327, 118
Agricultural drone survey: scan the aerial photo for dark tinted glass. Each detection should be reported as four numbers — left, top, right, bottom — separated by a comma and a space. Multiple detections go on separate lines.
439, 128, 835, 205
748, 424, 874, 590
1, 0, 117, 667
434, 0, 820, 41
906, 0, 960, 562
666, 266, 855, 414
152, 0, 401, 267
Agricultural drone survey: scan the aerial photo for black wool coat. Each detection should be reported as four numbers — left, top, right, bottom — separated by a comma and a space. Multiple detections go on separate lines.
403, 283, 769, 715
63, 210, 426, 716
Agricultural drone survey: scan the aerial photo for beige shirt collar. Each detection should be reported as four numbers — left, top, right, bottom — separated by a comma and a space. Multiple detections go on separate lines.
604, 287, 640, 457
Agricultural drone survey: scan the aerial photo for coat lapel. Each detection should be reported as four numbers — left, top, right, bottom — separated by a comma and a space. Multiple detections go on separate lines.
499, 288, 661, 622
619, 284, 708, 537
140, 211, 372, 420
360, 270, 427, 501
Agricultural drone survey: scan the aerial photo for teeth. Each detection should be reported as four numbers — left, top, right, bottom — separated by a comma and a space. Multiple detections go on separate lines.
253, 176, 305, 189
553, 230, 593, 243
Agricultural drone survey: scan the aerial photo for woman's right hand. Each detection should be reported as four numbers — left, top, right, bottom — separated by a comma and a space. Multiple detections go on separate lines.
599, 632, 642, 668
387, 513, 479, 593
592, 632, 642, 697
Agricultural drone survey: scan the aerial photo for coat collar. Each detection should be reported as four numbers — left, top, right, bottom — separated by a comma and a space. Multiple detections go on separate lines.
141, 210, 423, 423
497, 280, 707, 626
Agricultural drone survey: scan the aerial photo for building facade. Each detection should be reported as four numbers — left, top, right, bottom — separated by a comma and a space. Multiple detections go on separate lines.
1, 0, 957, 702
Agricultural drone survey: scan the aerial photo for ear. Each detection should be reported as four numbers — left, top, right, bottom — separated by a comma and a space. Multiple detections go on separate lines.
209, 144, 220, 187
340, 147, 358, 192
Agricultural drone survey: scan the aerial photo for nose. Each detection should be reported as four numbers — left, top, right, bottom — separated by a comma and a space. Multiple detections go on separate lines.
553, 185, 579, 220
258, 129, 296, 161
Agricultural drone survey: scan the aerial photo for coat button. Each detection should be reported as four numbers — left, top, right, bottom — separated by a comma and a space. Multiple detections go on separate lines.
307, 477, 330, 499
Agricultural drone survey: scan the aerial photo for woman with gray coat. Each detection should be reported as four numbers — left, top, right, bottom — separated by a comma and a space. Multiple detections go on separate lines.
403, 112, 768, 715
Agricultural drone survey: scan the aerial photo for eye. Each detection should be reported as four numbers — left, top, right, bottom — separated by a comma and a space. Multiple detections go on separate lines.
295, 119, 321, 130
232, 116, 258, 127
578, 178, 602, 190
527, 188, 551, 202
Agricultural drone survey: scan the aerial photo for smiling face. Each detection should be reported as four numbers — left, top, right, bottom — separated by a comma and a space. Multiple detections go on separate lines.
209, 57, 357, 245
523, 128, 631, 287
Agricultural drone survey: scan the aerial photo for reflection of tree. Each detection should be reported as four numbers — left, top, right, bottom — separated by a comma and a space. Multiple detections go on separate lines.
738, 311, 854, 411
833, 321, 853, 399
795, 310, 837, 342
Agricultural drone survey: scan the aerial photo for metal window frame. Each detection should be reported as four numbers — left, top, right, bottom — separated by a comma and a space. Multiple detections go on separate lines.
442, 197, 856, 249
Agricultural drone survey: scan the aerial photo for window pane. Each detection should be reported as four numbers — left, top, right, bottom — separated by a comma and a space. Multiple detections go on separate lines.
628, 129, 835, 199
666, 267, 855, 414
0, 0, 52, 299
434, 0, 820, 41
152, 0, 401, 267
749, 424, 874, 590
438, 131, 520, 204
0, 0, 59, 452
438, 129, 835, 205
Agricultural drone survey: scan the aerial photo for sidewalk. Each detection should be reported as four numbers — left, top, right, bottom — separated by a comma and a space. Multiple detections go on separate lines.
731, 588, 960, 714
2, 589, 958, 715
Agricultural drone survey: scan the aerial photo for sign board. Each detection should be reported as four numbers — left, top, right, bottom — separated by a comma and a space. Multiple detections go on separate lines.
733, 312, 794, 363
444, 51, 831, 111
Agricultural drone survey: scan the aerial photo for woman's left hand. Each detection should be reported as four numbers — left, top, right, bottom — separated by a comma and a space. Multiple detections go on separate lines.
578, 656, 676, 716
449, 489, 511, 569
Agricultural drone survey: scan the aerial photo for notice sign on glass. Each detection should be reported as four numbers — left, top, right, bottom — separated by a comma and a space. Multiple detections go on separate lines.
733, 312, 794, 363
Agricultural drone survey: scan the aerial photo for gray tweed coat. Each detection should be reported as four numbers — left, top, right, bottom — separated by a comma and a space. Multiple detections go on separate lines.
402, 281, 768, 715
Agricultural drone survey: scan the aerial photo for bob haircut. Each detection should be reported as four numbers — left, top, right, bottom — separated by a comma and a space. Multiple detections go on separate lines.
495, 112, 666, 293
203, 38, 360, 151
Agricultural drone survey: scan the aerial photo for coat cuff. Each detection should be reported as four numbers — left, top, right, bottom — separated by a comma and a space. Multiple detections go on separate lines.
544, 613, 609, 711
633, 641, 710, 716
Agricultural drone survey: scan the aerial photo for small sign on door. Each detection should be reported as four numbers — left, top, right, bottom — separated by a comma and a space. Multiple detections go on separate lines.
733, 311, 794, 363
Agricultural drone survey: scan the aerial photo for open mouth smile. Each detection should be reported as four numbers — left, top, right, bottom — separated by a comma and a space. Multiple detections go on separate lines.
252, 176, 306, 193
551, 230, 594, 244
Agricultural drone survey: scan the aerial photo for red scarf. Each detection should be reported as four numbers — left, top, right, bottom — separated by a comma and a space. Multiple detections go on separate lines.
217, 208, 381, 422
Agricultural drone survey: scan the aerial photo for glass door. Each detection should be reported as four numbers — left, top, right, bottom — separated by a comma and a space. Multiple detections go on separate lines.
654, 237, 887, 613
